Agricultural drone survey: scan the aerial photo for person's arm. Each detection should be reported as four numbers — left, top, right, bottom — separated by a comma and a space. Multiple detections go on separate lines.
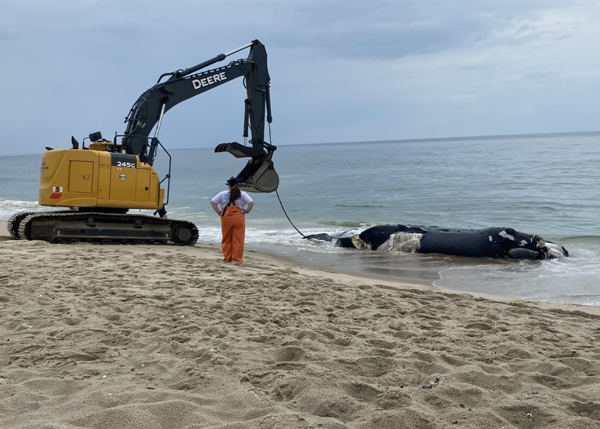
241, 192, 254, 214
210, 200, 221, 215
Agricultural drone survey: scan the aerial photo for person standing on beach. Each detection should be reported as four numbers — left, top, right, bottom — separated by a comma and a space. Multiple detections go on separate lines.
210, 177, 254, 263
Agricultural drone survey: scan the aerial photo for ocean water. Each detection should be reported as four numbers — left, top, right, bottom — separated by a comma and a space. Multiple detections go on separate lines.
1, 132, 599, 306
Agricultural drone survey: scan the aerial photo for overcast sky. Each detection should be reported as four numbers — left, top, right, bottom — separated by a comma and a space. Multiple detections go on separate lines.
1, 0, 599, 156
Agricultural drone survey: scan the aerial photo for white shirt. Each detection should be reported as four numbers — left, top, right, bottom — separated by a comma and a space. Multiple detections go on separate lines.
211, 190, 253, 211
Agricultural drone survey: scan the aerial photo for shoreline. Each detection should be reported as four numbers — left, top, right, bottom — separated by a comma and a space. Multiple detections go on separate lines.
241, 244, 600, 316
1, 220, 597, 313
2, 221, 600, 428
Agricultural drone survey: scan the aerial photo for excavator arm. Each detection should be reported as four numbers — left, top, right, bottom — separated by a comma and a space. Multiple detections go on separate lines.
122, 39, 278, 192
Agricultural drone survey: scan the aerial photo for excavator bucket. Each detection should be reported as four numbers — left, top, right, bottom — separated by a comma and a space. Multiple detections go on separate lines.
214, 142, 254, 159
215, 142, 279, 193
237, 158, 279, 193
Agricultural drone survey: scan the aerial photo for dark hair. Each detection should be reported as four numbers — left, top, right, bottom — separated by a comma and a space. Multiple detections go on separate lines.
229, 184, 241, 203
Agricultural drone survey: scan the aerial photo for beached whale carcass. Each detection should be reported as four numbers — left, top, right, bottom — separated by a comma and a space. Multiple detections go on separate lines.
305, 224, 568, 260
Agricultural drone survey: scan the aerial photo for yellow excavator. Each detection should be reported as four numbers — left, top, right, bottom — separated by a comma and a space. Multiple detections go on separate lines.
8, 40, 278, 245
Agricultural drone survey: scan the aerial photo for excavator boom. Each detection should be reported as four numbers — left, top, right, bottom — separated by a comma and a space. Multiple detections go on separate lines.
122, 39, 278, 192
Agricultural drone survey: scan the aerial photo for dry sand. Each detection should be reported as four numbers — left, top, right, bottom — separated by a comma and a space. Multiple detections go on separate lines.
1, 220, 599, 429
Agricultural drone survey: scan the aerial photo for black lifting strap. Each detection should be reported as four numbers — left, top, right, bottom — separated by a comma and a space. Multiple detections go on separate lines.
265, 127, 306, 239
275, 188, 307, 239
220, 198, 237, 217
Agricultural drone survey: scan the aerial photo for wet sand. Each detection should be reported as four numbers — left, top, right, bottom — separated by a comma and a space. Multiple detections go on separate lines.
1, 221, 600, 428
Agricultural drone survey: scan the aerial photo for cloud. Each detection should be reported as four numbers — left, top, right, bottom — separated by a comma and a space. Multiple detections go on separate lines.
0, 0, 599, 155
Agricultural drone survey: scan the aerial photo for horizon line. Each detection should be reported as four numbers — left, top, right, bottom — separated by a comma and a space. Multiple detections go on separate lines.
2, 130, 599, 157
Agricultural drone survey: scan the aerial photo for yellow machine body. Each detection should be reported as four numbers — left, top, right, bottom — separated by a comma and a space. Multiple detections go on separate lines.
39, 147, 165, 210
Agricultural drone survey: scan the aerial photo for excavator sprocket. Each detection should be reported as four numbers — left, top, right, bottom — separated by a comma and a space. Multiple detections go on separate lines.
8, 211, 198, 246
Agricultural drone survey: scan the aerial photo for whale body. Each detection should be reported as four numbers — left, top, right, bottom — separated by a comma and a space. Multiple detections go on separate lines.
305, 224, 568, 260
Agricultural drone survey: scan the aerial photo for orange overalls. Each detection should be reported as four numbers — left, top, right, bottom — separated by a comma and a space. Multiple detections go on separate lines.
220, 203, 246, 262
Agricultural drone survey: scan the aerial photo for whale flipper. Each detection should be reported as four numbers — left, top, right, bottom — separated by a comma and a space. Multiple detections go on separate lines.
507, 248, 544, 260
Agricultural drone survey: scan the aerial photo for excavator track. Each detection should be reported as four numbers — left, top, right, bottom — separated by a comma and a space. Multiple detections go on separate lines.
8, 211, 41, 239
8, 211, 198, 246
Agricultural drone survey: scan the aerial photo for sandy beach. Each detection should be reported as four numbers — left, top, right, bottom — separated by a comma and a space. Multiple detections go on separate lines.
1, 221, 599, 429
